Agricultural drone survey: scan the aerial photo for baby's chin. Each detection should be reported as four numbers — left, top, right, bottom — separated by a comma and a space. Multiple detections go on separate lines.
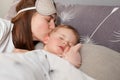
50, 51, 63, 57
55, 52, 64, 57
44, 47, 64, 57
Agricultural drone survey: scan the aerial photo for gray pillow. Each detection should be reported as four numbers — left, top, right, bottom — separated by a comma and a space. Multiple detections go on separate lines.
80, 44, 120, 80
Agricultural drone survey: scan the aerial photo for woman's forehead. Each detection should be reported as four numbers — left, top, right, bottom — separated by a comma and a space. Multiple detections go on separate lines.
36, 12, 55, 18
44, 15, 56, 20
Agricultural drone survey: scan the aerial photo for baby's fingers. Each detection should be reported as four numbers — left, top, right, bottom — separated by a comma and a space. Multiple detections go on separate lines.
71, 43, 82, 53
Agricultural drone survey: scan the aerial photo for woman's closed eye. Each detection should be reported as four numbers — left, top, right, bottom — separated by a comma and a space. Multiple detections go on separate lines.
45, 16, 51, 22
47, 19, 51, 22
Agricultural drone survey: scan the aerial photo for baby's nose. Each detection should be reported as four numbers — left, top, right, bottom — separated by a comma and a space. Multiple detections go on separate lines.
63, 41, 69, 46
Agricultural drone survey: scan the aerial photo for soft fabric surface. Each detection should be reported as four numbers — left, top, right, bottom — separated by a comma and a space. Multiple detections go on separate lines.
2, 1, 120, 79
0, 50, 50, 80
35, 43, 120, 80
80, 44, 120, 80
44, 50, 95, 80
0, 50, 95, 80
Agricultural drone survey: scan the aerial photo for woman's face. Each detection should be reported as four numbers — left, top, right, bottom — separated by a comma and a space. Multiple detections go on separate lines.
31, 12, 55, 43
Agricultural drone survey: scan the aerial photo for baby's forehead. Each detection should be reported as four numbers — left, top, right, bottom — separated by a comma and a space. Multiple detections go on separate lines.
52, 28, 75, 36
51, 25, 80, 44
55, 29, 77, 41
53, 27, 71, 32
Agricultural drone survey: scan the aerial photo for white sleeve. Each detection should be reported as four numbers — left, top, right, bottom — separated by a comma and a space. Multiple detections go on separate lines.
0, 18, 13, 42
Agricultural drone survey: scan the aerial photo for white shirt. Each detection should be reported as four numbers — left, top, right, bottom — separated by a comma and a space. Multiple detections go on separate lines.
0, 18, 14, 53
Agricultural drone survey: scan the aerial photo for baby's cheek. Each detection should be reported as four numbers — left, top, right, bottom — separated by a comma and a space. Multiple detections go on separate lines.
55, 38, 62, 43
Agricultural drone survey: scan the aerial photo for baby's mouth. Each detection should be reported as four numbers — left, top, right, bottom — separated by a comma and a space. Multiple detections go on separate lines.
59, 46, 65, 51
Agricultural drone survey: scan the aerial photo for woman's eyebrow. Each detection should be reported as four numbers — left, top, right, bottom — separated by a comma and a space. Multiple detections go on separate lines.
50, 15, 54, 18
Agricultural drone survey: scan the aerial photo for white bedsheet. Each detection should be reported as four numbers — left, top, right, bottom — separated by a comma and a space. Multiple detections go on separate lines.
0, 50, 95, 80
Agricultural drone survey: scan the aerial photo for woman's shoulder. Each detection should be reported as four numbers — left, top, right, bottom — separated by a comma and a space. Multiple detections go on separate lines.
0, 18, 13, 41
0, 18, 13, 28
0, 18, 13, 32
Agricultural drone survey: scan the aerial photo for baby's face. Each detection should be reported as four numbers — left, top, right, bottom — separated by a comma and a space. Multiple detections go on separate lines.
44, 27, 77, 57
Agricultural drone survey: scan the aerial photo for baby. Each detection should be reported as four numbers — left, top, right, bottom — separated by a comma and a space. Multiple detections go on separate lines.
43, 24, 81, 68
0, 25, 95, 80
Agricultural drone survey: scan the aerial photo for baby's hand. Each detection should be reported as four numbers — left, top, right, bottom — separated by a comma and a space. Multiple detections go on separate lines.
63, 43, 82, 68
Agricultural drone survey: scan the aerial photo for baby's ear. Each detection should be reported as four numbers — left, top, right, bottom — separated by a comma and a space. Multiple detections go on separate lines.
43, 36, 50, 44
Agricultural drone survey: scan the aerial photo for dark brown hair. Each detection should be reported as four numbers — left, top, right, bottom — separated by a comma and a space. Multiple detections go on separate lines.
12, 0, 36, 50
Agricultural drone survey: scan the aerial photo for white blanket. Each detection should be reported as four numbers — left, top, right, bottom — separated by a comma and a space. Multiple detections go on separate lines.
0, 50, 95, 80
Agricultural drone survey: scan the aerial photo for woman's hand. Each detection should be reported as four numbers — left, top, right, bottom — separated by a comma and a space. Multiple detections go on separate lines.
13, 48, 29, 53
63, 43, 82, 68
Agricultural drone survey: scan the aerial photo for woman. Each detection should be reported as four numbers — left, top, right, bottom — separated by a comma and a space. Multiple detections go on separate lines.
0, 0, 56, 52
0, 0, 81, 67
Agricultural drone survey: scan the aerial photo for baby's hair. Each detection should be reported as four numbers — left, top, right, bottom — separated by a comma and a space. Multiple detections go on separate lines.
51, 24, 80, 44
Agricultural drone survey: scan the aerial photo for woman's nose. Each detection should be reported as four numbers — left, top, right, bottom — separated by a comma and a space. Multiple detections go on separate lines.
49, 19, 55, 29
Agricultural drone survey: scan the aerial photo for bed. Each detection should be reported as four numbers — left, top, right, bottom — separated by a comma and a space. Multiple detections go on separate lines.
1, 0, 120, 80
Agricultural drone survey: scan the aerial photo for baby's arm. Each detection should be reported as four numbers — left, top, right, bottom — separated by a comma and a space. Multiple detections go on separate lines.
63, 43, 82, 68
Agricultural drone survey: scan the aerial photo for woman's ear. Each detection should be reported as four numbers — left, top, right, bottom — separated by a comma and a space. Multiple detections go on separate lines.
43, 36, 50, 44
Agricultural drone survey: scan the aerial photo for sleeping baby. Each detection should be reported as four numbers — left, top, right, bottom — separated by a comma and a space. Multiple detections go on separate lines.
0, 25, 95, 80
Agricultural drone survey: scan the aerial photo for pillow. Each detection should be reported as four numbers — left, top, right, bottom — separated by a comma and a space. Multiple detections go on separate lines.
80, 44, 120, 80
55, 3, 120, 52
